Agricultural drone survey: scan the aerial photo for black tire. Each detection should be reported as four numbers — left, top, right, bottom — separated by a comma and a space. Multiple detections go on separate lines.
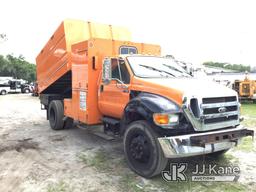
124, 120, 168, 178
64, 117, 74, 129
24, 88, 30, 93
48, 100, 64, 130
1, 90, 7, 95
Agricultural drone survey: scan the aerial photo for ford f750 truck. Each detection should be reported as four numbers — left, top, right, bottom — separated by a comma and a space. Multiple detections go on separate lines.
36, 19, 253, 178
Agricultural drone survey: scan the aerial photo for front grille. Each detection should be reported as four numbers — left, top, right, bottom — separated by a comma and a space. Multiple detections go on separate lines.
201, 96, 239, 126
202, 96, 236, 104
203, 106, 237, 114
204, 115, 238, 124
189, 96, 240, 130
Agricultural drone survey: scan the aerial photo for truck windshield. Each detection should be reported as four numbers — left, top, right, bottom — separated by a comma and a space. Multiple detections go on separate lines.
127, 56, 191, 78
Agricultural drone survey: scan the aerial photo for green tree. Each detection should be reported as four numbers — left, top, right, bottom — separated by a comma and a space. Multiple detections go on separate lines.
203, 61, 251, 72
0, 54, 36, 82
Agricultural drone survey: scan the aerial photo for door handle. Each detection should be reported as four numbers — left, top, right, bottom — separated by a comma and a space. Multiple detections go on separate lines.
122, 89, 129, 93
100, 85, 104, 92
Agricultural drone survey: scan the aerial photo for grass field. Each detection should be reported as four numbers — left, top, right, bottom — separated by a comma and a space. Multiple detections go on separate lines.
241, 103, 256, 118
241, 103, 256, 128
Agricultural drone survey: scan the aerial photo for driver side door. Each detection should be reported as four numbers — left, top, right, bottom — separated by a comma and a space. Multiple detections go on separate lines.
98, 58, 130, 118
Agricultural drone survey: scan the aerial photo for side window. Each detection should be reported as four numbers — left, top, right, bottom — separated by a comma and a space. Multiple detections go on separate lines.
120, 46, 138, 55
119, 61, 130, 84
16, 81, 21, 88
111, 59, 121, 80
112, 66, 121, 80
111, 59, 130, 84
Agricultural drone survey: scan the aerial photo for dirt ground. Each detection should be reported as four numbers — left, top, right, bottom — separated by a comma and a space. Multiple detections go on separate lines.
0, 94, 255, 192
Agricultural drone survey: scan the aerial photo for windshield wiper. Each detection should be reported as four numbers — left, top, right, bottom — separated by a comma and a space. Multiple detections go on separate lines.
139, 64, 175, 77
163, 64, 191, 77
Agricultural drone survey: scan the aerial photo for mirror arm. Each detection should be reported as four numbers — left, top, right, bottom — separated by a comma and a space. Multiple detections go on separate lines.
112, 78, 128, 89
112, 78, 123, 84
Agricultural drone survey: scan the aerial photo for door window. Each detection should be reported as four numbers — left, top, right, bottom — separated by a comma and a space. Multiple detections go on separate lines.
111, 59, 130, 84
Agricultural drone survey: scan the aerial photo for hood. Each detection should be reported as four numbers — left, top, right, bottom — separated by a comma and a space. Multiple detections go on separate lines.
134, 77, 237, 105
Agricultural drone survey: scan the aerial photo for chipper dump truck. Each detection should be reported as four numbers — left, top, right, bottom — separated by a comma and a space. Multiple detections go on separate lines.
36, 19, 254, 178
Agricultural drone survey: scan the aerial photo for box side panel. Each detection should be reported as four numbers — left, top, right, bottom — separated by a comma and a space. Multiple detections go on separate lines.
72, 64, 88, 122
36, 22, 70, 93
64, 19, 91, 52
140, 43, 161, 56
64, 99, 72, 117
89, 22, 112, 39
36, 22, 65, 66
36, 19, 90, 93
71, 41, 89, 123
111, 26, 131, 41
87, 39, 114, 124
111, 41, 161, 56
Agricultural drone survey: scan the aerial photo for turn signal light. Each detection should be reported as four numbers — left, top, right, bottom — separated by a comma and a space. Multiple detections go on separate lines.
153, 113, 179, 127
153, 114, 169, 125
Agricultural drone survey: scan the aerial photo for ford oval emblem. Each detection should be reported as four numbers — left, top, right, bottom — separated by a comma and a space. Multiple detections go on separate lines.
218, 107, 227, 113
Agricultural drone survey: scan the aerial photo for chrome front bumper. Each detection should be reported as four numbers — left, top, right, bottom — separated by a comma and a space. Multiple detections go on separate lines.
158, 125, 254, 158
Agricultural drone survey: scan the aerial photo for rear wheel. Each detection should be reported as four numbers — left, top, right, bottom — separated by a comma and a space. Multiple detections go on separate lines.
0, 90, 7, 95
124, 120, 168, 178
48, 100, 65, 130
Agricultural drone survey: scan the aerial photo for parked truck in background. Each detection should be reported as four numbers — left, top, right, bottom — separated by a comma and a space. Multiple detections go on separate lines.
0, 83, 10, 95
233, 73, 256, 103
0, 78, 32, 95
9, 79, 32, 93
0, 77, 12, 95
36, 19, 254, 178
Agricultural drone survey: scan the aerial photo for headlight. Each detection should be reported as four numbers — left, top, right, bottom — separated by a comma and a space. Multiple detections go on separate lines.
153, 113, 179, 127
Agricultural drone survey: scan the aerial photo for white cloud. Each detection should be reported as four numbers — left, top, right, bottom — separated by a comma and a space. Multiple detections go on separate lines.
0, 0, 255, 66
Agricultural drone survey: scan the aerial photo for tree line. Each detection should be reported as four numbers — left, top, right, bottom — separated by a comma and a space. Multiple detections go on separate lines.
203, 61, 251, 72
0, 33, 36, 83
0, 54, 36, 82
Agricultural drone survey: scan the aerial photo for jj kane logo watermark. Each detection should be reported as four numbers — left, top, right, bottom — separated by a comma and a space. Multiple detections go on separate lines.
162, 163, 240, 182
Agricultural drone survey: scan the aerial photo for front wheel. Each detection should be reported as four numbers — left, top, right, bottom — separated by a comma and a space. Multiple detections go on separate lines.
0, 90, 7, 95
124, 120, 168, 178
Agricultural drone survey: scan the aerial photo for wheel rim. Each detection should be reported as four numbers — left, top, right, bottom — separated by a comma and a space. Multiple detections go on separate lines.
129, 134, 150, 163
126, 128, 154, 171
25, 89, 29, 93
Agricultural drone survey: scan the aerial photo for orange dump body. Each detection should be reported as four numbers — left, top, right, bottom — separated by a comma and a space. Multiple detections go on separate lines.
36, 19, 161, 125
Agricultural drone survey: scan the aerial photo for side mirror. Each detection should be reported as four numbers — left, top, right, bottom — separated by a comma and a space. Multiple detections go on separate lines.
102, 58, 112, 85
